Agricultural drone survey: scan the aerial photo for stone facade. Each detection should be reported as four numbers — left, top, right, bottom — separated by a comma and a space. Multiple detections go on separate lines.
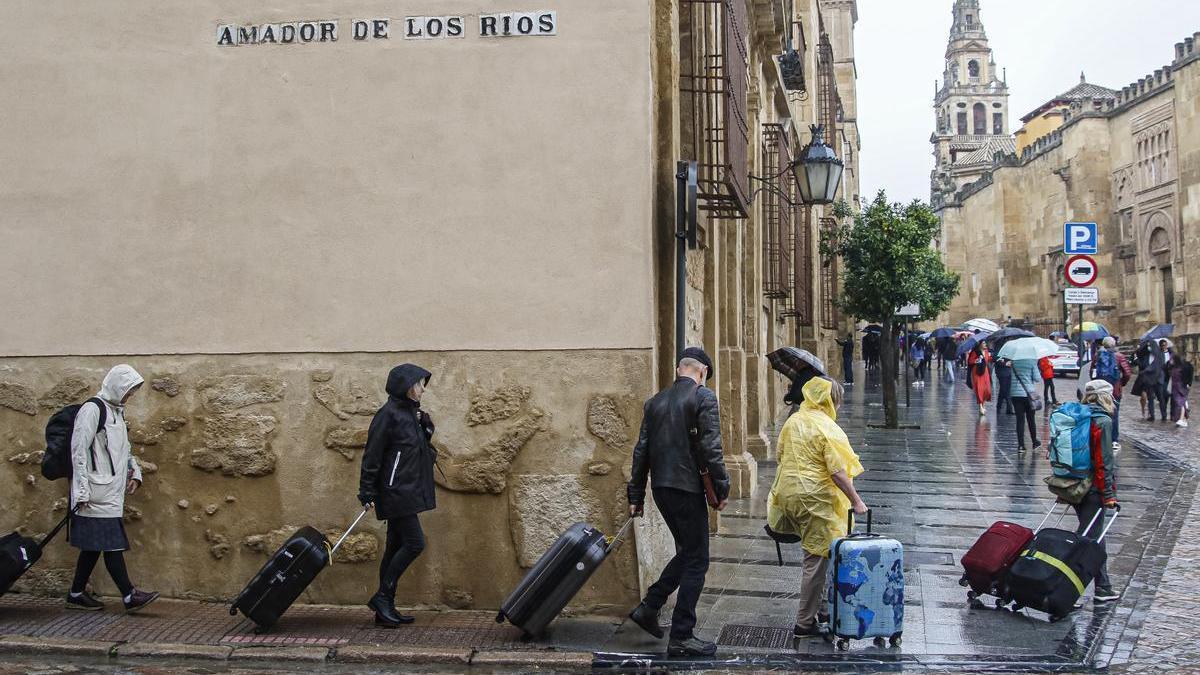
935, 31, 1200, 345
0, 0, 860, 608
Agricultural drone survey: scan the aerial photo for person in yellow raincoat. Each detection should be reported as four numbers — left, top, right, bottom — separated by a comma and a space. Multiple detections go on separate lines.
767, 376, 868, 638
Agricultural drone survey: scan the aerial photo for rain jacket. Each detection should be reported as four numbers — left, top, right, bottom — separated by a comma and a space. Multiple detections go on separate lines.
1009, 359, 1041, 398
358, 364, 438, 520
767, 378, 864, 557
1087, 404, 1116, 501
70, 365, 144, 519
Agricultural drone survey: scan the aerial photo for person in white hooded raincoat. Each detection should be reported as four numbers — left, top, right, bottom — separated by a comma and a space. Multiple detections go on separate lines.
65, 365, 159, 613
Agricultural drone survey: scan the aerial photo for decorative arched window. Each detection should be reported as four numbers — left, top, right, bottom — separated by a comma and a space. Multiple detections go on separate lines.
968, 60, 980, 78
973, 103, 986, 135
957, 111, 968, 135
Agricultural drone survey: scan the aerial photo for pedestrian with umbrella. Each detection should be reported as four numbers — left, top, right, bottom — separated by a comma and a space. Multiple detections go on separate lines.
996, 338, 1058, 453
834, 334, 855, 386
1158, 339, 1176, 423
1132, 340, 1164, 420
768, 347, 827, 413
987, 329, 1033, 417
967, 341, 993, 416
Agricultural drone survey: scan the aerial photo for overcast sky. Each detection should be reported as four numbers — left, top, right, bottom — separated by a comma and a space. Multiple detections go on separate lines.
855, 0, 1200, 205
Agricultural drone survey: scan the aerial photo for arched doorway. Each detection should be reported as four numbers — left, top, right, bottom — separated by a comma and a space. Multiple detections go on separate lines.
1148, 224, 1173, 322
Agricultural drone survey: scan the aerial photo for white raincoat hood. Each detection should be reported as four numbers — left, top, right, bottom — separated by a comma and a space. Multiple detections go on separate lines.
98, 364, 144, 405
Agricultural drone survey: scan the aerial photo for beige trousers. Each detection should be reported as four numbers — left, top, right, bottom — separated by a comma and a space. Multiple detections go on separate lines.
796, 552, 830, 629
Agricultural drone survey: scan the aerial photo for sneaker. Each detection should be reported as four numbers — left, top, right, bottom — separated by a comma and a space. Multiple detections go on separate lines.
1094, 589, 1121, 603
1177, 420, 1189, 428
793, 623, 826, 638
123, 589, 160, 613
628, 603, 664, 639
667, 636, 717, 657
65, 591, 104, 611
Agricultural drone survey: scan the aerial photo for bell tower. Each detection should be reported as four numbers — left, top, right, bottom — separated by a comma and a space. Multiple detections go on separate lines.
931, 0, 1013, 205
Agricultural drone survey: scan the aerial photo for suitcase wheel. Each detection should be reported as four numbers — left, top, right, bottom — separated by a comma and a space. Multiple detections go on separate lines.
494, 612, 505, 624
967, 592, 985, 610
994, 598, 1006, 610
229, 606, 238, 616
836, 638, 850, 651
873, 636, 886, 648
890, 633, 902, 648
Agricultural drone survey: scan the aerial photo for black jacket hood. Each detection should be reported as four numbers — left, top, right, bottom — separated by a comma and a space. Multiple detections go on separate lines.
386, 364, 432, 400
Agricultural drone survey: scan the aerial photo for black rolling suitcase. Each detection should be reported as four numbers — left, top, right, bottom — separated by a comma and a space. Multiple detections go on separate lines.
230, 509, 368, 632
497, 519, 633, 638
1, 510, 73, 597
1006, 506, 1117, 621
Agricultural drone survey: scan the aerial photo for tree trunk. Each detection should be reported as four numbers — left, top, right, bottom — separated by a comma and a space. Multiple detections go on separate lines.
880, 319, 899, 428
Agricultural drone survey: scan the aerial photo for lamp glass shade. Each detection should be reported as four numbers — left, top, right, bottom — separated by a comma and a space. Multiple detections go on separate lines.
794, 125, 845, 205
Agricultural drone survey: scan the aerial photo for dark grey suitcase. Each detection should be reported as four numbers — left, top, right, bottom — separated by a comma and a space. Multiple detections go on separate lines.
497, 519, 632, 638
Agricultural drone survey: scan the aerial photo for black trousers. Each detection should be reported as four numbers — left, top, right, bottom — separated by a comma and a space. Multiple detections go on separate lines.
843, 356, 854, 384
1072, 491, 1112, 592
71, 550, 133, 596
642, 487, 710, 640
1012, 396, 1039, 449
378, 514, 425, 595
1146, 383, 1166, 420
996, 379, 1015, 414
1043, 378, 1058, 404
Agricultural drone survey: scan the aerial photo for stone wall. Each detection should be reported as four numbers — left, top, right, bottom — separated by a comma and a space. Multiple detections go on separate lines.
0, 350, 650, 612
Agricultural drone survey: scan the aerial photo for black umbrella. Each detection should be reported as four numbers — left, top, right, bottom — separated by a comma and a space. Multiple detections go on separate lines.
985, 327, 1035, 348
767, 347, 827, 381
956, 336, 980, 359
860, 324, 882, 334
930, 327, 955, 338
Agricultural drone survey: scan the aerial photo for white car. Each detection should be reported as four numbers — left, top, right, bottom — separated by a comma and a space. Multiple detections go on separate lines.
1048, 345, 1083, 377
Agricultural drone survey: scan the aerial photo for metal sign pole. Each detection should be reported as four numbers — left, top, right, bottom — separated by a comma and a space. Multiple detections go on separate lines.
904, 318, 910, 408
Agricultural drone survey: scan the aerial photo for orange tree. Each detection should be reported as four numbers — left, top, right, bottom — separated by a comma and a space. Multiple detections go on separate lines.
822, 191, 959, 428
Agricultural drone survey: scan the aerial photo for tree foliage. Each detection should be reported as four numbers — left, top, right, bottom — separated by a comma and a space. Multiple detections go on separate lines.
821, 191, 960, 427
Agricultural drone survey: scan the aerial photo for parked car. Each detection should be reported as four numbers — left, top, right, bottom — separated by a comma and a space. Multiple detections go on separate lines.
1048, 345, 1082, 377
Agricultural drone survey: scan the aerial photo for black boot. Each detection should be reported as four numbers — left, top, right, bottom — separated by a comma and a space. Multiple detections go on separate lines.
368, 587, 413, 627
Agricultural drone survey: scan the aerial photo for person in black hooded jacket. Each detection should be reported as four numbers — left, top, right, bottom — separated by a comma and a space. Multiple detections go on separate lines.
358, 364, 436, 627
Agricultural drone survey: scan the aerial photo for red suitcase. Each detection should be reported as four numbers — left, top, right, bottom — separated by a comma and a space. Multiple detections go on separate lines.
959, 502, 1063, 608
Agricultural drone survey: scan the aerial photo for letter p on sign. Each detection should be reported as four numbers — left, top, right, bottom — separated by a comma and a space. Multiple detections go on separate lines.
1064, 222, 1097, 255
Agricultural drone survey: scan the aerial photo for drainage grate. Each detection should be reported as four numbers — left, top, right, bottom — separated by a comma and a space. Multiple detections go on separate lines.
717, 624, 792, 649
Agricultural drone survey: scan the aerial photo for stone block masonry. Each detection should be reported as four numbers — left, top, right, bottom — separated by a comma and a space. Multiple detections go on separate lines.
0, 350, 651, 611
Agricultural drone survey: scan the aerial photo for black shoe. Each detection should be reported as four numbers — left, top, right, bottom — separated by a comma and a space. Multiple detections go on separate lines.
65, 591, 104, 611
1032, 441, 1043, 451
123, 589, 160, 613
793, 623, 825, 638
667, 636, 717, 657
1017, 446, 1027, 454
629, 604, 664, 639
367, 590, 413, 627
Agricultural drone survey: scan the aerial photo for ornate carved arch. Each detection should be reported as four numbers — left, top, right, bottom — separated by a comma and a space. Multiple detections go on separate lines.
1145, 211, 1175, 267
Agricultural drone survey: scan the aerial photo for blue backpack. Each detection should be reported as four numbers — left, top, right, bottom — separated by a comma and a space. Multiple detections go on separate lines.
1095, 349, 1118, 383
1048, 402, 1093, 479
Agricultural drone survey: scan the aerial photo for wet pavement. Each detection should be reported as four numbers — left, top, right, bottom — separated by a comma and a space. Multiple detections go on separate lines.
0, 362, 1197, 672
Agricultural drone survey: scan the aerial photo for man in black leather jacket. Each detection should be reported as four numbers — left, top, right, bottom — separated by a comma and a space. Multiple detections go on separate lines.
626, 347, 730, 657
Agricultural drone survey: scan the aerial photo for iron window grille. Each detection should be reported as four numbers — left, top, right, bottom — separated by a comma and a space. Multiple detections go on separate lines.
761, 124, 793, 300
782, 204, 813, 326
819, 216, 839, 329
816, 31, 842, 140
680, 0, 750, 219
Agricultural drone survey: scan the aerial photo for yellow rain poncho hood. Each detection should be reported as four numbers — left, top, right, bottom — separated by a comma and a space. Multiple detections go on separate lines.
766, 377, 864, 557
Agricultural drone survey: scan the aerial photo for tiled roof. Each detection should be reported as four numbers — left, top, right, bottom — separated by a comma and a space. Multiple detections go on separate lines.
956, 136, 1016, 165
1021, 74, 1118, 121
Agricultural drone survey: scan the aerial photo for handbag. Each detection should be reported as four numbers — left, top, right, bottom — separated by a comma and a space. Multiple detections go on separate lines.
1015, 370, 1044, 411
1044, 474, 1092, 504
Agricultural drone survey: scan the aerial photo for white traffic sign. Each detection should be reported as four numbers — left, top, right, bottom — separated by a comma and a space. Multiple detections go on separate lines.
1065, 287, 1099, 305
1064, 222, 1098, 255
896, 303, 921, 317
1065, 254, 1098, 287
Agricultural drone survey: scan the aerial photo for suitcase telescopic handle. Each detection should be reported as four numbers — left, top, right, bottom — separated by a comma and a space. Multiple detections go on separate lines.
1082, 507, 1119, 542
846, 508, 871, 535
330, 507, 370, 557
1035, 501, 1071, 532
605, 518, 636, 555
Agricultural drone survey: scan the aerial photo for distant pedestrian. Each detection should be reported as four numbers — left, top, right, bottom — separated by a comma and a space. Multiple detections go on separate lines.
967, 343, 993, 416
766, 377, 867, 639
836, 334, 854, 386
941, 338, 958, 383
1132, 342, 1165, 421
66, 365, 160, 613
1164, 344, 1192, 428
1090, 337, 1131, 446
627, 348, 730, 657
1009, 356, 1043, 453
1038, 356, 1059, 406
1075, 380, 1120, 606
994, 357, 1015, 415
921, 341, 933, 380
1157, 339, 1173, 421
910, 339, 926, 385
359, 364, 438, 627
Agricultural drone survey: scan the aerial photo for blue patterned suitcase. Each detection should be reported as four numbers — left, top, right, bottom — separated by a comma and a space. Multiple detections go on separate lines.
826, 510, 904, 650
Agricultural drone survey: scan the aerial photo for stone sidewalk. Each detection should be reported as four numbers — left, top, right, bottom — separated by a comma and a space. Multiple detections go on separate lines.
0, 364, 1197, 672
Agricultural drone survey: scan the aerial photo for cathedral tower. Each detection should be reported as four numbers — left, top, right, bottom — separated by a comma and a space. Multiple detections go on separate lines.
931, 0, 1013, 205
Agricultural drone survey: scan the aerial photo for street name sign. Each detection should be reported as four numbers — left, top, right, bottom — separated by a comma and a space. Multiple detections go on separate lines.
1065, 254, 1098, 287
896, 303, 921, 317
1065, 287, 1099, 305
1064, 222, 1098, 255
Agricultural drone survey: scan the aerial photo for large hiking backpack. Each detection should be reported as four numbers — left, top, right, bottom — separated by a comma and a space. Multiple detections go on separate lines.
41, 398, 106, 481
1095, 350, 1118, 383
1047, 402, 1092, 479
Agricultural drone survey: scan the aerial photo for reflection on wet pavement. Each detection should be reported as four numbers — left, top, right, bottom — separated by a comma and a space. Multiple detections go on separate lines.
600, 363, 1193, 669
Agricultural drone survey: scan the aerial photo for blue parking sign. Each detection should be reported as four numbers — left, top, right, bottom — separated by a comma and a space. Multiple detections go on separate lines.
1064, 222, 1097, 255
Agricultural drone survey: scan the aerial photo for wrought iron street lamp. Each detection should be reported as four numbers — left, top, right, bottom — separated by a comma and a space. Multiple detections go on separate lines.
793, 124, 844, 205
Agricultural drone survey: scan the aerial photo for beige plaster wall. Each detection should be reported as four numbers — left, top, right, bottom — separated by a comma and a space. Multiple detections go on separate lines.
0, 0, 655, 356
0, 350, 649, 610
